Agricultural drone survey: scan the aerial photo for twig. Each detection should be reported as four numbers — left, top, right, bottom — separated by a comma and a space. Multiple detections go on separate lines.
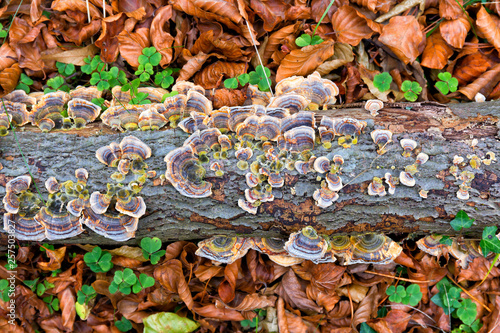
383, 304, 436, 324
365, 270, 431, 283
446, 274, 491, 312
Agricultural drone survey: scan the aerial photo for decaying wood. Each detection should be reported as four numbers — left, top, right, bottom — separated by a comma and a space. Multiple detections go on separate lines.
0, 101, 499, 245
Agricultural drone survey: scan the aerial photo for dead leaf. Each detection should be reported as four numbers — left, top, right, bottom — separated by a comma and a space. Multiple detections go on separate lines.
316, 42, 353, 75
439, 16, 470, 49
0, 62, 21, 98
41, 45, 99, 66
210, 88, 247, 108
194, 263, 225, 281
178, 51, 224, 81
150, 5, 175, 67
476, 5, 500, 51
453, 52, 495, 86
421, 31, 453, 69
0, 43, 17, 72
352, 285, 380, 328
95, 13, 127, 63
38, 246, 66, 271
439, 0, 463, 20
117, 27, 150, 68
337, 284, 369, 303
224, 293, 277, 311
218, 260, 240, 304
457, 256, 500, 282
192, 30, 252, 62
194, 304, 246, 321
379, 16, 423, 64
58, 287, 76, 330
194, 61, 247, 89
153, 259, 194, 310
250, 0, 287, 31
459, 62, 500, 99
262, 23, 301, 64
275, 269, 323, 313
293, 261, 346, 294
331, 5, 373, 46
311, 0, 347, 23
368, 309, 411, 333
51, 0, 102, 19
276, 40, 335, 82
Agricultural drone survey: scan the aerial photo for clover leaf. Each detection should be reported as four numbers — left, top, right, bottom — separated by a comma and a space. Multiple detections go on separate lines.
0, 279, 10, 302
295, 33, 324, 47
435, 72, 458, 95
249, 65, 272, 91
141, 237, 166, 265
82, 55, 105, 74
373, 72, 393, 92
83, 246, 113, 273
109, 268, 137, 295
401, 80, 422, 102
402, 284, 423, 306
16, 73, 34, 94
77, 285, 96, 305
154, 69, 174, 89
56, 62, 76, 76
115, 317, 133, 332
132, 273, 155, 294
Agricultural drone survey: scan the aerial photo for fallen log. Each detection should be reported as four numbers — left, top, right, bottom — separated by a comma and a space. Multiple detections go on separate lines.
1, 101, 499, 245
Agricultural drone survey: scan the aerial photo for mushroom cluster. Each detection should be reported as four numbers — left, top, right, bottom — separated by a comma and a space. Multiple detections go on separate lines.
2, 136, 151, 241
448, 152, 495, 200
195, 226, 402, 266
417, 234, 499, 269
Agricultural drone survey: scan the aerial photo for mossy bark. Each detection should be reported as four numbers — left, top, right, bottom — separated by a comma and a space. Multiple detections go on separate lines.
1, 101, 499, 245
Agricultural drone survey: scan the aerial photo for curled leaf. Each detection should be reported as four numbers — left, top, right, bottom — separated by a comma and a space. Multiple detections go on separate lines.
331, 5, 373, 46
379, 16, 423, 64
421, 31, 453, 69
143, 312, 199, 333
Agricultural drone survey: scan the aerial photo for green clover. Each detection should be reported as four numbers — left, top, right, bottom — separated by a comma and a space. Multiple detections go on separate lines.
373, 72, 393, 92
401, 80, 422, 102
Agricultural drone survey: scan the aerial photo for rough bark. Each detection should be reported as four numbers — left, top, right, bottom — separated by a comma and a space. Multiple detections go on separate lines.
0, 101, 499, 245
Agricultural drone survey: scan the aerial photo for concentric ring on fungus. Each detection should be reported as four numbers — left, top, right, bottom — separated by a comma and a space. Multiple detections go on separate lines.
284, 226, 328, 261
346, 233, 402, 265
195, 236, 252, 264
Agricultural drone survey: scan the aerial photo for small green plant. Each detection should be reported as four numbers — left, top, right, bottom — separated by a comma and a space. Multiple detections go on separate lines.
42, 295, 60, 314
115, 317, 133, 332
161, 91, 179, 102
45, 76, 69, 93
136, 46, 162, 82
16, 73, 34, 94
435, 72, 458, 95
224, 73, 250, 89
56, 62, 76, 76
83, 246, 113, 273
108, 268, 155, 295
0, 23, 7, 38
141, 237, 166, 265
248, 65, 271, 91
431, 277, 481, 331
360, 322, 376, 333
40, 243, 55, 252
295, 34, 324, 47
480, 226, 500, 256
450, 210, 474, 231
439, 235, 454, 246
373, 72, 393, 92
241, 308, 266, 332
82, 55, 105, 75
401, 80, 422, 102
90, 66, 127, 91
24, 278, 55, 297
386, 284, 422, 306
154, 69, 175, 89
77, 285, 96, 305
121, 78, 150, 105
0, 279, 11, 302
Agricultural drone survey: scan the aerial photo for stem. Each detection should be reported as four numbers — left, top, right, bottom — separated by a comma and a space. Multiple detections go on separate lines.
1, 0, 24, 48
313, 0, 336, 36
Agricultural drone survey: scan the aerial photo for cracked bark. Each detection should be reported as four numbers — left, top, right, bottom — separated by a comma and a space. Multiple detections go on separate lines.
0, 101, 499, 245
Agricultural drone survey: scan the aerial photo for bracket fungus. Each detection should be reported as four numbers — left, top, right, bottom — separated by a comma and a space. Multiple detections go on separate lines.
333, 118, 366, 148
400, 139, 417, 157
4, 89, 37, 105
267, 94, 310, 113
67, 98, 102, 128
138, 108, 168, 131
196, 236, 252, 264
367, 177, 387, 196
30, 91, 70, 131
0, 100, 30, 134
346, 233, 402, 265
371, 129, 392, 155
81, 207, 139, 242
416, 235, 449, 257
365, 99, 384, 116
284, 226, 328, 261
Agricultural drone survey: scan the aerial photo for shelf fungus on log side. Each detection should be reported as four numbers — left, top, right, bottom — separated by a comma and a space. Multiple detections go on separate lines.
1, 72, 500, 245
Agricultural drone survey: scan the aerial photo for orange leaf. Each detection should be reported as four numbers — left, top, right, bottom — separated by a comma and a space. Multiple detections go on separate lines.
379, 16, 423, 64
453, 52, 495, 86
51, 0, 102, 19
331, 5, 373, 46
218, 260, 240, 304
476, 5, 500, 51
153, 259, 194, 310
440, 16, 470, 49
37, 246, 66, 271
95, 13, 127, 63
249, 0, 288, 31
0, 62, 20, 98
458, 63, 500, 99
178, 51, 211, 81
0, 43, 17, 71
276, 40, 335, 82
421, 31, 453, 69
439, 0, 463, 20
368, 310, 411, 333
117, 27, 151, 68
275, 269, 323, 313
311, 0, 346, 23
150, 5, 175, 67
193, 304, 245, 321
262, 23, 301, 64
58, 288, 76, 331
225, 293, 277, 311
210, 88, 247, 108
194, 61, 247, 89
192, 30, 253, 62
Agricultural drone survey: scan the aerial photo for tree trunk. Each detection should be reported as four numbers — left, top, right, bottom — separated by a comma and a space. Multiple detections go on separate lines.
1, 101, 499, 245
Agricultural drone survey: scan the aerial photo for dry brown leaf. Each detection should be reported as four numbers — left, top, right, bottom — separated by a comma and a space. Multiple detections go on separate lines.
0, 43, 17, 72
37, 246, 66, 271
192, 30, 252, 62
439, 16, 470, 49
352, 285, 380, 328
351, 0, 377, 12
316, 42, 353, 75
276, 40, 335, 82
379, 16, 423, 64
262, 23, 301, 64
0, 62, 20, 98
30, 0, 43, 22
277, 297, 290, 333
457, 256, 500, 282
194, 263, 225, 281
275, 269, 323, 313
150, 5, 175, 67
218, 260, 240, 304
225, 293, 277, 311
250, 0, 288, 31
331, 5, 373, 46
41, 44, 99, 66
95, 13, 127, 63
421, 31, 453, 69
368, 309, 411, 333
194, 304, 245, 321
293, 261, 346, 294
211, 88, 247, 108
58, 287, 76, 331
194, 61, 247, 89
476, 6, 500, 51
164, 240, 190, 261
453, 52, 495, 86
111, 256, 144, 268
92, 280, 122, 308
439, 0, 463, 20
153, 259, 194, 310
306, 285, 340, 312
311, 0, 347, 23
51, 0, 102, 18
459, 62, 500, 99
117, 27, 150, 68
337, 284, 369, 303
